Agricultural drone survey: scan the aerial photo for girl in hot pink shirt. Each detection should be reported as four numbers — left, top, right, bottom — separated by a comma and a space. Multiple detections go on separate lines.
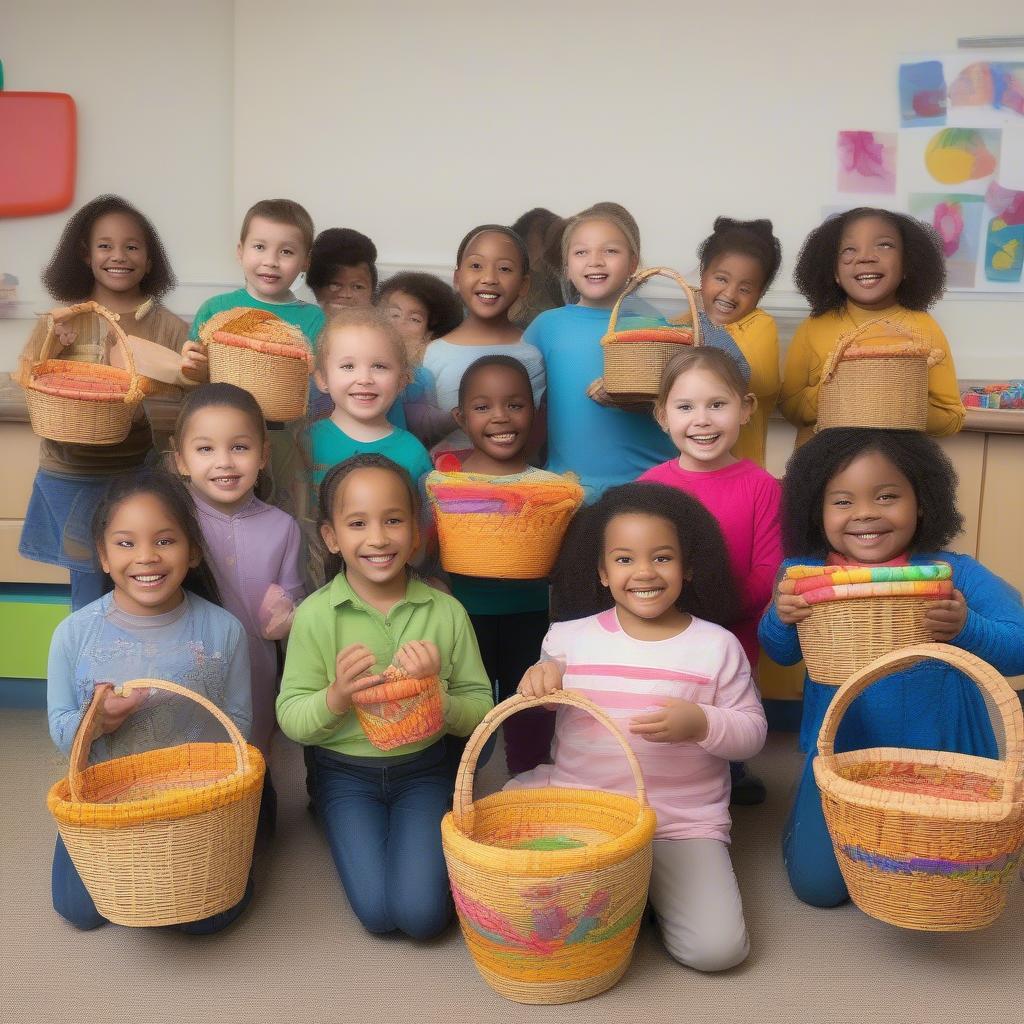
510, 483, 766, 972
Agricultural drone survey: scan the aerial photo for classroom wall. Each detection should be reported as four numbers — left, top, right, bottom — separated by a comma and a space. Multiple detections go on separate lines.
2, 0, 1021, 375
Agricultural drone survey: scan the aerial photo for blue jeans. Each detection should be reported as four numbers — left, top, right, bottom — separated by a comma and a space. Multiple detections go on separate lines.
310, 741, 454, 939
51, 834, 253, 933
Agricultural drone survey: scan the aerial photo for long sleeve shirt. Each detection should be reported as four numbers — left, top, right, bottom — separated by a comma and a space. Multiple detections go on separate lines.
725, 308, 780, 467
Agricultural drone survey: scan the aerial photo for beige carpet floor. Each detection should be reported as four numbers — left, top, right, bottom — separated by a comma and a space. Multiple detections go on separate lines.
1, 709, 1018, 1024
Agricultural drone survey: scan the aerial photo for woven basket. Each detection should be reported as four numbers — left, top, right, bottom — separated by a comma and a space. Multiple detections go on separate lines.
22, 301, 149, 445
425, 471, 584, 580
200, 307, 312, 422
352, 669, 444, 751
47, 679, 265, 927
601, 267, 701, 400
817, 317, 945, 431
442, 692, 657, 1004
814, 644, 1024, 931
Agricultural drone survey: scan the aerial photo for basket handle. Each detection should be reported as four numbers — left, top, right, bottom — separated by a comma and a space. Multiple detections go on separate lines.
67, 678, 252, 802
605, 266, 701, 347
821, 314, 927, 383
452, 690, 650, 834
816, 643, 1024, 785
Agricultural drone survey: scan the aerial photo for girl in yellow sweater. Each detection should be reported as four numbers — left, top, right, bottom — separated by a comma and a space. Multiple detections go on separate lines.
697, 218, 783, 467
780, 207, 964, 446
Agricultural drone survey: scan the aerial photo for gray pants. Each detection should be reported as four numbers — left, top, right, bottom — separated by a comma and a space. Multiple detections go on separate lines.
649, 838, 750, 972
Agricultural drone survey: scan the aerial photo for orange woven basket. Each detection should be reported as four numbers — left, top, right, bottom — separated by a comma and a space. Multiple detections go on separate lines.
199, 307, 312, 422
814, 644, 1024, 931
600, 267, 702, 401
351, 667, 444, 751
47, 679, 265, 927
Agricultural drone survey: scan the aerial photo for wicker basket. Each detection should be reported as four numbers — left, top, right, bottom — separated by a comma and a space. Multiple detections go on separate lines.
814, 644, 1024, 931
425, 471, 584, 580
47, 679, 265, 927
601, 267, 701, 400
200, 307, 312, 422
442, 692, 657, 1004
22, 301, 150, 445
352, 668, 444, 751
817, 317, 946, 431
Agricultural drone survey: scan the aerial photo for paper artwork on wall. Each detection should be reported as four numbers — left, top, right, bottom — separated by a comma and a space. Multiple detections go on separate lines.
837, 131, 897, 194
984, 181, 1024, 283
899, 61, 947, 127
908, 193, 984, 287
948, 62, 1024, 119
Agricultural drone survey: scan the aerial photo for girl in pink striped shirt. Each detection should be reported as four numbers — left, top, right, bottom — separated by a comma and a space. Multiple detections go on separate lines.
509, 483, 766, 971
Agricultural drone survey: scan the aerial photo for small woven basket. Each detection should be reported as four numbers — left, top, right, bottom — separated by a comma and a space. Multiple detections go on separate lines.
47, 679, 265, 927
442, 692, 657, 1004
22, 301, 149, 445
352, 668, 444, 751
817, 317, 945, 431
814, 644, 1024, 931
425, 471, 584, 580
200, 307, 312, 422
601, 267, 701, 400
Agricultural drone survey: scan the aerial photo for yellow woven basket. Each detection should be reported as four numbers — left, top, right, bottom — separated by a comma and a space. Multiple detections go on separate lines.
442, 692, 657, 1005
814, 644, 1024, 932
601, 267, 701, 401
352, 669, 444, 751
47, 679, 265, 927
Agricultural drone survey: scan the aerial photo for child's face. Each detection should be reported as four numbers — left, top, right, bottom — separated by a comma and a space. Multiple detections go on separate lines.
315, 325, 408, 425
455, 364, 534, 465
453, 231, 528, 321
657, 367, 752, 472
835, 214, 903, 310
316, 263, 375, 315
700, 253, 765, 326
823, 451, 919, 563
85, 212, 151, 297
237, 216, 310, 301
565, 219, 638, 308
599, 513, 685, 624
383, 290, 432, 352
320, 468, 417, 591
99, 493, 199, 617
173, 405, 268, 516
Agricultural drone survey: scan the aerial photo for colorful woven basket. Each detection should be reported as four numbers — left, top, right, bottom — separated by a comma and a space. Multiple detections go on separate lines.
21, 301, 151, 445
199, 307, 313, 422
787, 562, 953, 686
442, 692, 657, 1004
351, 665, 444, 751
817, 317, 946, 431
47, 679, 265, 927
425, 470, 584, 580
814, 644, 1024, 931
601, 267, 701, 401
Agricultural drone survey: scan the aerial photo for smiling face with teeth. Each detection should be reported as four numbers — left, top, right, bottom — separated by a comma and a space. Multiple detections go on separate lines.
454, 361, 534, 475
453, 231, 528, 323
699, 252, 765, 327
835, 214, 904, 311
84, 212, 151, 309
565, 218, 639, 309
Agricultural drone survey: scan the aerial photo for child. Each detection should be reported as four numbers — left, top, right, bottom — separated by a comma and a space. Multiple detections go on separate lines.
46, 469, 254, 932
525, 203, 749, 500
697, 217, 783, 467
276, 454, 493, 939
641, 347, 782, 803
780, 207, 965, 447
307, 227, 377, 316
422, 224, 545, 454
512, 483, 766, 971
509, 206, 565, 328
17, 195, 188, 610
172, 382, 305, 830
428, 354, 558, 773
758, 428, 1024, 908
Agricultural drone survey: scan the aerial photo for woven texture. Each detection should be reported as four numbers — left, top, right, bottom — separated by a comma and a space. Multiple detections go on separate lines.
351, 667, 444, 751
442, 692, 657, 1004
601, 267, 701, 400
200, 307, 312, 422
814, 644, 1024, 932
47, 679, 265, 927
425, 471, 584, 580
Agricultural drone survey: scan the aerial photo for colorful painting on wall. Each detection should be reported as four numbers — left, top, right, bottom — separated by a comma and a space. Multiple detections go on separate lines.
899, 61, 947, 127
923, 128, 1000, 186
837, 131, 897, 194
948, 62, 1024, 119
908, 193, 985, 287
984, 181, 1024, 283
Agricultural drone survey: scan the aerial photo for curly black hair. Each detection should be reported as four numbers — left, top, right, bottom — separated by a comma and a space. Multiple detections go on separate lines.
307, 227, 378, 294
377, 271, 464, 339
455, 224, 530, 274
794, 207, 946, 317
698, 216, 782, 292
42, 194, 176, 303
550, 483, 739, 626
780, 428, 963, 558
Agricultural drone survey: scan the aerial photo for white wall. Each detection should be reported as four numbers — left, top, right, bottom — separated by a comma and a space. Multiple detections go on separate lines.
2, 0, 1021, 377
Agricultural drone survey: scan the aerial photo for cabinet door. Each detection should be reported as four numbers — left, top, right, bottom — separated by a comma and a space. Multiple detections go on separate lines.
937, 431, 985, 560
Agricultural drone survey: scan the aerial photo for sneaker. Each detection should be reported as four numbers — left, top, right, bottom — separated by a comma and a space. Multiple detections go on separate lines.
729, 761, 766, 806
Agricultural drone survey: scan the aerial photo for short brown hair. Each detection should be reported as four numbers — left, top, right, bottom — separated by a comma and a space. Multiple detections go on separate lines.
240, 199, 315, 253
315, 306, 410, 379
656, 346, 749, 409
